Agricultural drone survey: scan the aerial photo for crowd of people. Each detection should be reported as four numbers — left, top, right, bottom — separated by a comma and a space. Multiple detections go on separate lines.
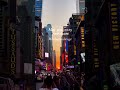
39, 75, 59, 90
39, 71, 85, 90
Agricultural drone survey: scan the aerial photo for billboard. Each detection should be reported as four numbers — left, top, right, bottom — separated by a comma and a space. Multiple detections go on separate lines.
110, 3, 120, 50
9, 22, 16, 75
80, 52, 85, 63
45, 52, 49, 57
67, 65, 74, 69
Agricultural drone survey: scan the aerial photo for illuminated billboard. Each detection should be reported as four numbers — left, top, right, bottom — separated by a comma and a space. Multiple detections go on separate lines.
65, 40, 68, 52
80, 27, 85, 48
80, 53, 85, 63
45, 52, 49, 57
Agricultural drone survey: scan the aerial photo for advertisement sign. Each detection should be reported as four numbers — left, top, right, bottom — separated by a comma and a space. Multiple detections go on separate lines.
65, 40, 68, 52
67, 65, 74, 69
9, 22, 16, 75
110, 3, 120, 50
45, 52, 49, 57
80, 52, 85, 63
80, 27, 85, 48
65, 54, 68, 63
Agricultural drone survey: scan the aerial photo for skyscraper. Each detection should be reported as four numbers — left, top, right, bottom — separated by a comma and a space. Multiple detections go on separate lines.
79, 0, 85, 14
35, 0, 43, 59
76, 0, 80, 13
43, 24, 53, 64
52, 50, 56, 69
16, 0, 35, 89
0, 0, 10, 76
35, 0, 43, 17
76, 0, 85, 14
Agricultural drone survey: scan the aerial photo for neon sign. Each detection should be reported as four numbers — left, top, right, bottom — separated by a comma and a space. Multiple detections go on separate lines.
81, 27, 85, 48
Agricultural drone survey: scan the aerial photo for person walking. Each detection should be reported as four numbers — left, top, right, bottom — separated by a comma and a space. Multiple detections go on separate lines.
39, 76, 59, 90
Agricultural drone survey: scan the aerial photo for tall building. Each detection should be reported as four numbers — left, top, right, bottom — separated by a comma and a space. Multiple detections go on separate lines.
79, 0, 85, 14
34, 0, 43, 83
61, 26, 70, 66
0, 0, 17, 79
60, 14, 81, 68
35, 0, 42, 17
95, 1, 120, 90
43, 24, 53, 64
0, 0, 35, 89
76, 0, 85, 14
68, 14, 81, 65
85, 1, 106, 90
75, 14, 85, 72
76, 0, 80, 13
16, 0, 35, 89
35, 17, 43, 59
0, 0, 10, 76
35, 0, 43, 60
60, 47, 63, 70
85, 0, 120, 90
52, 50, 56, 69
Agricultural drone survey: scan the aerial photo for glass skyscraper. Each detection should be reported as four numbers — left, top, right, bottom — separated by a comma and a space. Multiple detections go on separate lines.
35, 0, 42, 17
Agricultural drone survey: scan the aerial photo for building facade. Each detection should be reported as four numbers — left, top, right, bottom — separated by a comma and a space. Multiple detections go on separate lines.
43, 24, 53, 64
85, 0, 120, 90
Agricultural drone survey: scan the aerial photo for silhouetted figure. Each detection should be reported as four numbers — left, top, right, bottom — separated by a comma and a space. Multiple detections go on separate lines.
39, 76, 59, 90
53, 76, 60, 90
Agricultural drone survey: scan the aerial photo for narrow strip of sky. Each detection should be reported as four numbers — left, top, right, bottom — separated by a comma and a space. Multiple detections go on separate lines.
42, 0, 76, 68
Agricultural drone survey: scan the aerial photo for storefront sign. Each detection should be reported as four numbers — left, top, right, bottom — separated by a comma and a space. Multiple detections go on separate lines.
9, 23, 16, 75
80, 27, 85, 48
93, 40, 99, 68
110, 3, 120, 50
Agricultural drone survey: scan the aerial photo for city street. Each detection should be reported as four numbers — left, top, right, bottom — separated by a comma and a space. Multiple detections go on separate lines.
1, 0, 120, 90
36, 70, 84, 90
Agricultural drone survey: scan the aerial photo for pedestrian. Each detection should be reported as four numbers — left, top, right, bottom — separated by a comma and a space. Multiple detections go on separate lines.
39, 76, 59, 90
53, 76, 60, 90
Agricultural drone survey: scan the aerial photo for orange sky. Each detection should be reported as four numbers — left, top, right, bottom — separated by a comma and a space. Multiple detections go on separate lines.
52, 29, 62, 69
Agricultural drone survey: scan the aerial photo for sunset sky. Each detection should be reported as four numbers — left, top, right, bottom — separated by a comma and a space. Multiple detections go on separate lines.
42, 0, 76, 68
